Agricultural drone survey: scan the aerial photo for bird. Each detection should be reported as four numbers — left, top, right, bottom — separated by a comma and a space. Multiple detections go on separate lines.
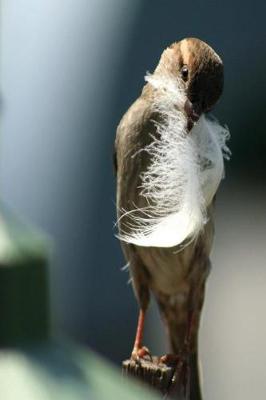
114, 38, 230, 399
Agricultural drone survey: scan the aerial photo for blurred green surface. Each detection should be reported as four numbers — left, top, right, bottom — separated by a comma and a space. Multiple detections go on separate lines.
0, 340, 159, 400
0, 205, 159, 399
0, 203, 50, 346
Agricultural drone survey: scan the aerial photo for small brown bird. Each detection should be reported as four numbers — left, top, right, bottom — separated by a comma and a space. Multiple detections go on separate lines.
114, 38, 230, 399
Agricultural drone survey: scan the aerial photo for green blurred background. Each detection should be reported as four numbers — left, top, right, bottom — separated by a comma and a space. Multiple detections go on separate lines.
1, 1, 266, 399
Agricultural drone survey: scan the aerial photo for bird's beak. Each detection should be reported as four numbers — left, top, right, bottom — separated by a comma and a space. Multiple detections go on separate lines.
184, 99, 201, 131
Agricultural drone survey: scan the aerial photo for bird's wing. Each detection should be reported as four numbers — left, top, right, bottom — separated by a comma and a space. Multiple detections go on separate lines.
114, 96, 157, 218
113, 144, 117, 176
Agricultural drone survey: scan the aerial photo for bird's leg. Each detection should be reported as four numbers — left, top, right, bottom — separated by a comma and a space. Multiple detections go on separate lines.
131, 309, 152, 360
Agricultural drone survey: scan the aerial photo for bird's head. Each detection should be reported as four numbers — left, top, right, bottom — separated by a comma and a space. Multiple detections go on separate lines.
156, 38, 224, 130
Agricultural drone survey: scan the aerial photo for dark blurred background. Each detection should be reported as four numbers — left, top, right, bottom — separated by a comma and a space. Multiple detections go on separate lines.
1, 1, 266, 399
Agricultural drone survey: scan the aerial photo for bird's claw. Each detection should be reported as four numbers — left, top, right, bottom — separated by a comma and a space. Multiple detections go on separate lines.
131, 346, 153, 362
159, 353, 180, 366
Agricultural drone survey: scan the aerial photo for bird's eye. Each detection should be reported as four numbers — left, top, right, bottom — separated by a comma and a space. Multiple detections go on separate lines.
181, 65, 189, 81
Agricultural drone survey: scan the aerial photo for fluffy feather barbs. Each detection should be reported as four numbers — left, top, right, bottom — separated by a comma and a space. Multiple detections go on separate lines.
118, 73, 230, 248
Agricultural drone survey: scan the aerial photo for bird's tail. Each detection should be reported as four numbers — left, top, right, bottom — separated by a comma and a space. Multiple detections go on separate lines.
157, 293, 204, 400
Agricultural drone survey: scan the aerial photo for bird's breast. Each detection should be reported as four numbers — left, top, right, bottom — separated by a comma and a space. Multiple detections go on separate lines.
135, 207, 214, 296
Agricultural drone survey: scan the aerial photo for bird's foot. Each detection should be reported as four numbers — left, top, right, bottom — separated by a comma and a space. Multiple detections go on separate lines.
131, 346, 152, 362
159, 353, 180, 366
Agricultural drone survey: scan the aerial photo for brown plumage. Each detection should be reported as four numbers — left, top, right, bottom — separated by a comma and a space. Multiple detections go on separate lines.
114, 38, 225, 399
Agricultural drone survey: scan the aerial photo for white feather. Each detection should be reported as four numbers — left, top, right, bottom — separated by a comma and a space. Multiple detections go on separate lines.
118, 72, 230, 248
